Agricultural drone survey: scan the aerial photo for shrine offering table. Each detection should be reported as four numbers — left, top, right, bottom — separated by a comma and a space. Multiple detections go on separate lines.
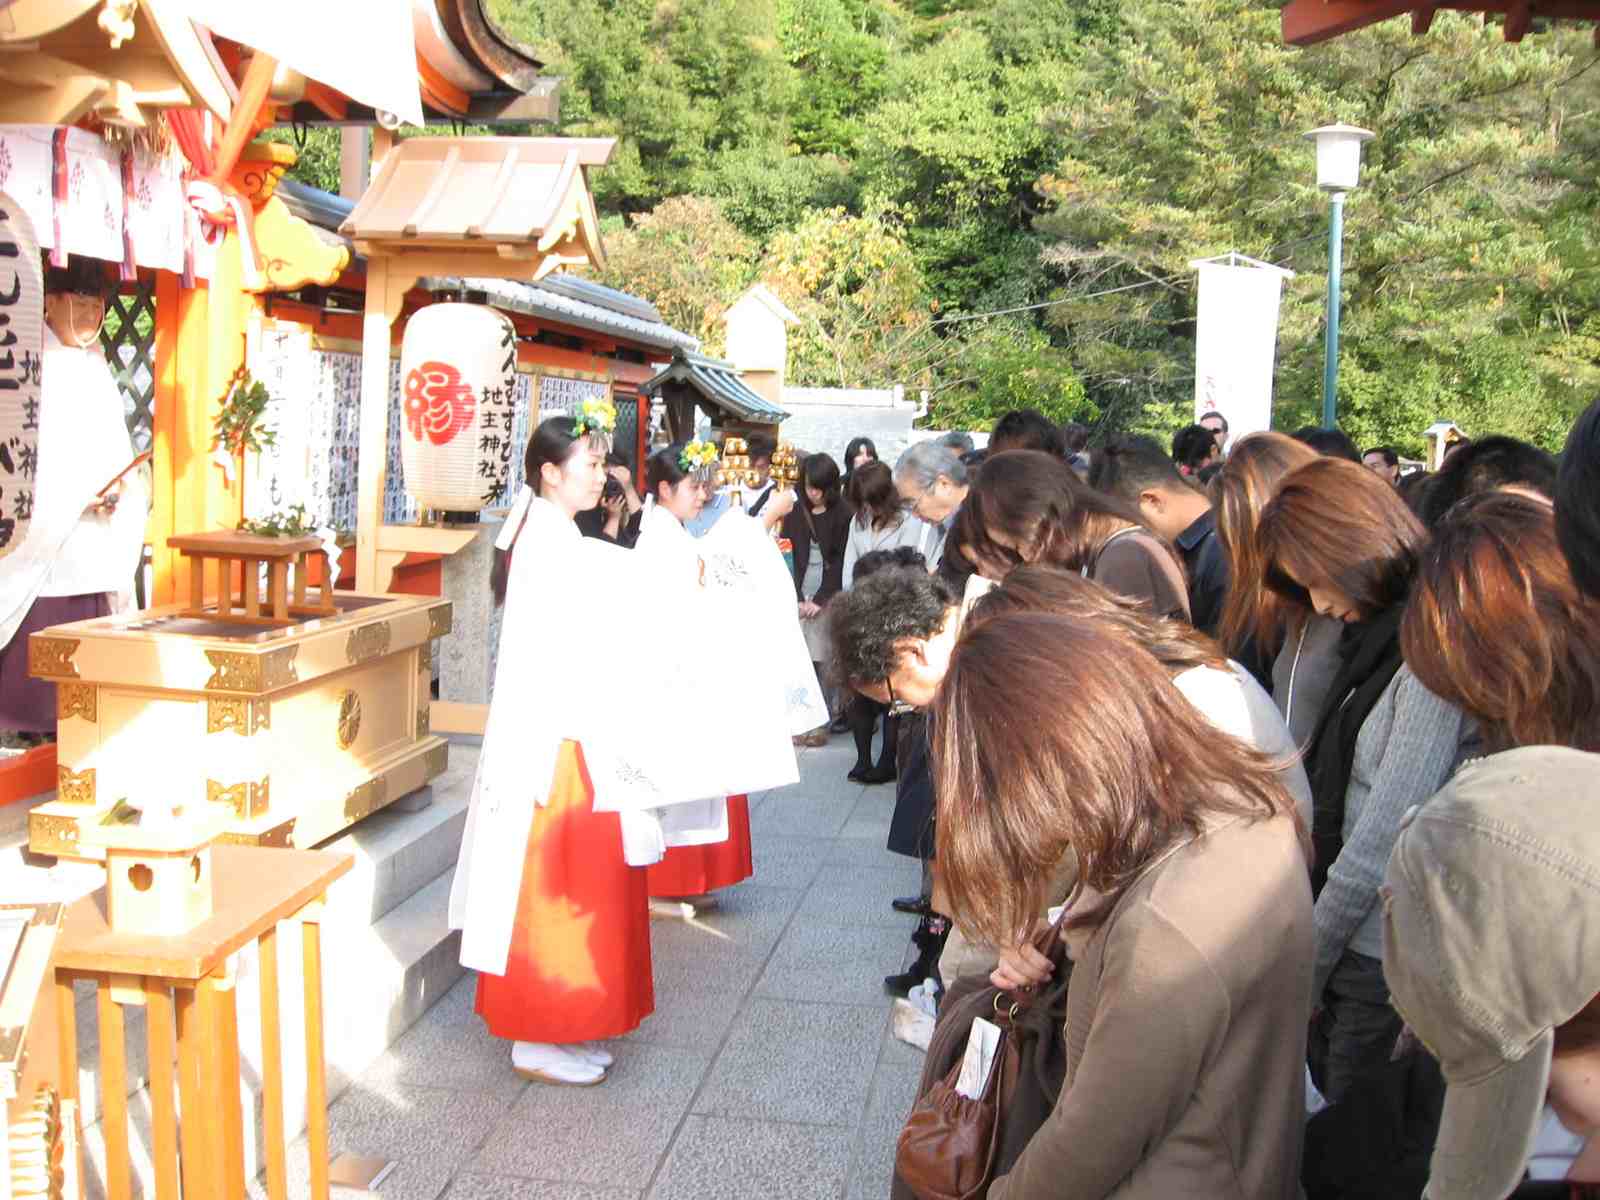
53, 846, 353, 1200
166, 532, 337, 627
26, 593, 452, 859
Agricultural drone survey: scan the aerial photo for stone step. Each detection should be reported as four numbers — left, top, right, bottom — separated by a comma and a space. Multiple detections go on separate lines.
74, 869, 466, 1199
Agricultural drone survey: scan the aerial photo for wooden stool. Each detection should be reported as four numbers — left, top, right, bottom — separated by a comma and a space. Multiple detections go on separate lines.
53, 846, 353, 1200
168, 532, 337, 627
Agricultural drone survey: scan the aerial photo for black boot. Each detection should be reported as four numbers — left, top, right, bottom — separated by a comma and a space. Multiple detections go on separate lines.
884, 913, 950, 997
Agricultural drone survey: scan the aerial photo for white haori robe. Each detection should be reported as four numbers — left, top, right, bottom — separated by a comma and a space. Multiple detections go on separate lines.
0, 327, 146, 649
449, 496, 720, 975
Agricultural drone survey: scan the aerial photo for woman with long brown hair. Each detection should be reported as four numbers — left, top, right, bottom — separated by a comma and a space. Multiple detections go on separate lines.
1212, 432, 1342, 746
843, 460, 935, 588
953, 450, 1190, 620
930, 613, 1311, 1200
1401, 489, 1600, 753
1256, 457, 1474, 1105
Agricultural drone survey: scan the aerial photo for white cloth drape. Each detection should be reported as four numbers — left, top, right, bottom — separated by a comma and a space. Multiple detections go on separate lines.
0, 328, 145, 648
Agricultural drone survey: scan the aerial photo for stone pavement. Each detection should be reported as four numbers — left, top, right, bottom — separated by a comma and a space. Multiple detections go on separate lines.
262, 734, 927, 1200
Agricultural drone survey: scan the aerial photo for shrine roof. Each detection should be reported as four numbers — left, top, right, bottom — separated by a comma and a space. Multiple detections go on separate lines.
642, 350, 789, 425
429, 276, 700, 354
339, 135, 613, 257
278, 178, 697, 352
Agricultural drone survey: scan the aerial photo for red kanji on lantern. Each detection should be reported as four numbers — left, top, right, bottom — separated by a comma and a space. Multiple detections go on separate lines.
403, 361, 476, 446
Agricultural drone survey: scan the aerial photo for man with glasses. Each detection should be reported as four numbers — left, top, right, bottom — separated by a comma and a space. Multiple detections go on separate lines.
893, 440, 974, 592
829, 564, 968, 996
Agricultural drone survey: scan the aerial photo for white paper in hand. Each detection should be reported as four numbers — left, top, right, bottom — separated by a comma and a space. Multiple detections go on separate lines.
955, 1016, 1002, 1100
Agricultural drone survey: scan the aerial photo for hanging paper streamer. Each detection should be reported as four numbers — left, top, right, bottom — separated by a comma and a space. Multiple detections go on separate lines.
1191, 258, 1291, 438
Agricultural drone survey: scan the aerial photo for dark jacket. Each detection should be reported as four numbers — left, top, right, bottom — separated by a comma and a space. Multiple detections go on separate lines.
1176, 509, 1229, 638
886, 712, 935, 861
783, 499, 853, 604
575, 505, 642, 548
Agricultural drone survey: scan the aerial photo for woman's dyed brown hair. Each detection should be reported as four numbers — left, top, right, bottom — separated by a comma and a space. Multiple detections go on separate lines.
847, 460, 902, 530
1256, 457, 1426, 620
929, 612, 1297, 945
1401, 490, 1600, 753
967, 565, 1227, 675
1212, 433, 1320, 655
954, 450, 1159, 578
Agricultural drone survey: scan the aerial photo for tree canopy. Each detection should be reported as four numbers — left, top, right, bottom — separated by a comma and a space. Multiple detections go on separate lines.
275, 1, 1600, 452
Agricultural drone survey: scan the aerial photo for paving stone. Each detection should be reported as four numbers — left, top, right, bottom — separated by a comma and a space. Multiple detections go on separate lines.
749, 792, 859, 839
622, 978, 747, 1054
849, 1039, 925, 1193
749, 835, 829, 888
693, 997, 883, 1127
798, 866, 923, 929
648, 1115, 854, 1200
756, 923, 914, 1007
445, 1176, 639, 1200
469, 1044, 708, 1188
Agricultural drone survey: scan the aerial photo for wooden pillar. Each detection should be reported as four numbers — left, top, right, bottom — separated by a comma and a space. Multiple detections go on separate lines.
355, 257, 410, 593
150, 239, 251, 604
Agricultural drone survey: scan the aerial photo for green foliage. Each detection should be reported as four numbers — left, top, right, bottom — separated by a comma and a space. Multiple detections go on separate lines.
239, 503, 317, 538
259, 126, 341, 194
1030, 0, 1593, 451
925, 322, 1091, 430
213, 373, 277, 458
475, 0, 1600, 450
761, 204, 936, 387
597, 197, 760, 355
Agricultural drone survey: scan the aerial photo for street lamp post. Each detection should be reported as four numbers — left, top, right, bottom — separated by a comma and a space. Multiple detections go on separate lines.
1305, 123, 1374, 430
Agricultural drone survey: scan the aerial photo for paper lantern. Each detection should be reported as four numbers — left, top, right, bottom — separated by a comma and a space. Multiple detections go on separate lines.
399, 303, 518, 512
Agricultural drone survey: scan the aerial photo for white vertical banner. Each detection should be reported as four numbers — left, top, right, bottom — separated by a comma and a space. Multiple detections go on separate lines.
0, 190, 43, 559
1190, 258, 1292, 438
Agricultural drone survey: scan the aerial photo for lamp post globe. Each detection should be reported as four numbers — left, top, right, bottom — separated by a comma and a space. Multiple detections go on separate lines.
1305, 123, 1374, 430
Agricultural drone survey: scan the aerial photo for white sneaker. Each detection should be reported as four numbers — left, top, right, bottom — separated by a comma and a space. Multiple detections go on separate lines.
571, 1041, 615, 1068
510, 1041, 606, 1086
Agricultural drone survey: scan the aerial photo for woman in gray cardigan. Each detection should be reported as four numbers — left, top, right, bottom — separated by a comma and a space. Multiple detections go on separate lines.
1257, 457, 1474, 1105
930, 612, 1311, 1200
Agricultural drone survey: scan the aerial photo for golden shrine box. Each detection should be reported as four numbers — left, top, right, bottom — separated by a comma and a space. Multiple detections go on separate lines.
26, 592, 451, 859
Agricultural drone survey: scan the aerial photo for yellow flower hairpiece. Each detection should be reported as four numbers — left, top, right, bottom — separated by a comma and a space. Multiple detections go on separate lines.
572, 397, 617, 439
679, 440, 720, 473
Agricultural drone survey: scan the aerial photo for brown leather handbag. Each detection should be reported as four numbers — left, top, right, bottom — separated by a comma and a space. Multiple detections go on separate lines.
894, 918, 1071, 1200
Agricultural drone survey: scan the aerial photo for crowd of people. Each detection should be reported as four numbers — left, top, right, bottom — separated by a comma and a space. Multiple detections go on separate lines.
460, 398, 1598, 1199
812, 408, 1600, 1200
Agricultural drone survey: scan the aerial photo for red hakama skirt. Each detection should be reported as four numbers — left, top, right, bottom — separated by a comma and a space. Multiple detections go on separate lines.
474, 741, 654, 1043
644, 795, 753, 897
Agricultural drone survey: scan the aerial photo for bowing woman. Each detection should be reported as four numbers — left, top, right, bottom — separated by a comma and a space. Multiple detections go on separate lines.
633, 441, 800, 899
451, 407, 655, 1088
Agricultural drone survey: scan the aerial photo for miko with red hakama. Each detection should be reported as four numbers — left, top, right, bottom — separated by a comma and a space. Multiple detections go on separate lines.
475, 740, 653, 1042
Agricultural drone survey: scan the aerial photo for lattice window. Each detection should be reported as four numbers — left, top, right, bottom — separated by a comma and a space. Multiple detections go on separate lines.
614, 394, 640, 470
101, 278, 158, 450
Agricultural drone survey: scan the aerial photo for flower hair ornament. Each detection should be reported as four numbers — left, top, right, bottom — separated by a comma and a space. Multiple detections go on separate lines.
571, 396, 617, 451
679, 439, 720, 481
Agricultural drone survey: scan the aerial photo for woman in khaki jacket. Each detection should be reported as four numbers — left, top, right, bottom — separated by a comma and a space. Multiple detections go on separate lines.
929, 613, 1313, 1200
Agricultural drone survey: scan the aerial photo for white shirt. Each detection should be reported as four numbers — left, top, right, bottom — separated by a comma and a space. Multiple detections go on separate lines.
1173, 661, 1314, 829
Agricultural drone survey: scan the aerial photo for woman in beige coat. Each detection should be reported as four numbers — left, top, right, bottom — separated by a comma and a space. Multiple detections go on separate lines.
929, 613, 1313, 1199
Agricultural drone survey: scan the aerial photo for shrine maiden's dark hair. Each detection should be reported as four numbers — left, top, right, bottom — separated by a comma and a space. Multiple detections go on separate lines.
490, 416, 586, 607
646, 444, 694, 501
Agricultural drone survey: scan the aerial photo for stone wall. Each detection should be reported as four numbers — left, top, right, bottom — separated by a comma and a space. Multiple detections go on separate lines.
778, 386, 917, 469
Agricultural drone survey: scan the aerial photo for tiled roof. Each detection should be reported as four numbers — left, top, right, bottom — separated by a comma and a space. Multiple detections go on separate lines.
428, 275, 700, 354
643, 351, 788, 424
275, 179, 698, 353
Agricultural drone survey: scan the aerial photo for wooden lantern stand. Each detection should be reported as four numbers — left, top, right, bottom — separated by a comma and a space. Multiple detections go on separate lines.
168, 531, 338, 627
52, 844, 352, 1200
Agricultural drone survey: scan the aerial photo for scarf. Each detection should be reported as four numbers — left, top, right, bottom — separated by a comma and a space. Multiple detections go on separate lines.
1305, 602, 1406, 895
